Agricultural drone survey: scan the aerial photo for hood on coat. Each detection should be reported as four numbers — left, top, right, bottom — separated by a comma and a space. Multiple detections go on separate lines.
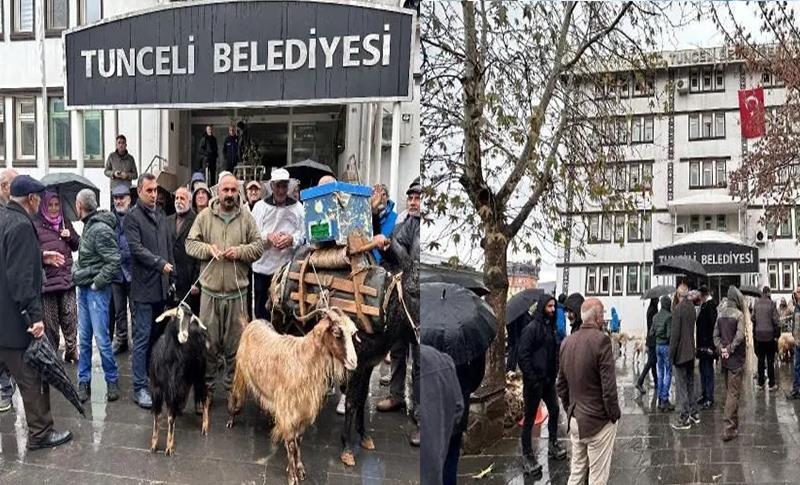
192, 183, 212, 211
85, 210, 117, 231
727, 286, 746, 312
531, 293, 556, 326
660, 294, 672, 312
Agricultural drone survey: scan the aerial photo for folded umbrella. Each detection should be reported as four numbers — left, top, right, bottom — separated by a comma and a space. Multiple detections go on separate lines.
641, 285, 676, 300
738, 285, 762, 298
506, 288, 546, 324
284, 159, 335, 190
420, 270, 489, 297
655, 256, 707, 276
421, 282, 497, 366
40, 173, 100, 222
23, 336, 85, 418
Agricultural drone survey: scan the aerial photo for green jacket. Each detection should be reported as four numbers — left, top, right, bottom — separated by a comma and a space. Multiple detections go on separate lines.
653, 295, 672, 345
72, 210, 121, 290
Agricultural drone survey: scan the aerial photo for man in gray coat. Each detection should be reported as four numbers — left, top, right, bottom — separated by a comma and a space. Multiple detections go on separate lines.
104, 134, 138, 198
753, 286, 780, 391
670, 284, 699, 430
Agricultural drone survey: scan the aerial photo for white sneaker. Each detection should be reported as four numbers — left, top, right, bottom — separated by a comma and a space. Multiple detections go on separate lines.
336, 394, 346, 415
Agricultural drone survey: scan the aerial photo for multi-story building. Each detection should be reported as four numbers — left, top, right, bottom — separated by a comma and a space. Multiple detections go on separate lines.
0, 0, 419, 208
557, 46, 791, 335
508, 260, 540, 297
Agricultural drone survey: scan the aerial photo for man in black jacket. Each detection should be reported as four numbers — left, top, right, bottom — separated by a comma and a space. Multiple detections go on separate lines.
0, 176, 72, 449
199, 125, 218, 184
168, 187, 199, 314
696, 286, 718, 408
124, 174, 175, 409
636, 298, 660, 395
670, 285, 699, 430
518, 293, 567, 476
753, 286, 780, 391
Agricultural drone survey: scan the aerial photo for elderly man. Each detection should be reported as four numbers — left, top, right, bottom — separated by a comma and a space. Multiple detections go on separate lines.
104, 134, 138, 197
72, 189, 121, 403
715, 286, 748, 441
110, 185, 134, 354
557, 298, 620, 485
199, 125, 219, 184
169, 187, 200, 314
0, 175, 72, 449
0, 168, 20, 412
124, 174, 174, 409
670, 284, 699, 430
251, 169, 303, 320
186, 173, 263, 402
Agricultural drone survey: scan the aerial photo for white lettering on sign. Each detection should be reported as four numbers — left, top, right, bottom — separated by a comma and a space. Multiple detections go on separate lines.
81, 27, 395, 79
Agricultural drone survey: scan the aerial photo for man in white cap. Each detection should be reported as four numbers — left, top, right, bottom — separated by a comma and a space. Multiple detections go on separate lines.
250, 168, 304, 319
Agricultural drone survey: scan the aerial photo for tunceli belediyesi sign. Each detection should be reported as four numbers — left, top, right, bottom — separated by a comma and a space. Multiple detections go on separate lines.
653, 241, 759, 275
64, 0, 415, 109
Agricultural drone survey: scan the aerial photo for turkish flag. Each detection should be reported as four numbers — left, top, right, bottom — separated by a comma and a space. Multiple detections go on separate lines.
738, 87, 766, 138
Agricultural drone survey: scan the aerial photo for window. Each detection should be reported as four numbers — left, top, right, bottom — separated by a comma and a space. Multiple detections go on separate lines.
83, 110, 103, 160
690, 70, 700, 92
716, 160, 727, 188
0, 99, 4, 160
782, 262, 793, 291
642, 213, 652, 240
702, 161, 713, 187
79, 0, 102, 24
769, 263, 778, 291
633, 73, 655, 97
599, 267, 610, 295
768, 213, 792, 238
627, 266, 640, 294
588, 215, 599, 243
781, 215, 792, 238
15, 97, 36, 160
13, 0, 34, 35
716, 69, 724, 90
690, 162, 700, 187
614, 166, 626, 192
689, 112, 725, 140
690, 215, 700, 232
690, 67, 725, 93
631, 116, 654, 143
628, 214, 640, 242
613, 267, 624, 295
702, 215, 712, 231
601, 215, 612, 242
628, 164, 640, 191
762, 70, 785, 88
48, 98, 70, 160
689, 159, 727, 188
717, 214, 727, 231
642, 163, 653, 190
586, 267, 598, 295
641, 264, 652, 292
614, 215, 625, 243
46, 0, 68, 33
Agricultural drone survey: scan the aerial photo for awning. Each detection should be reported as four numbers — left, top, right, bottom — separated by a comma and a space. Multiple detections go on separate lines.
667, 193, 745, 215
654, 231, 759, 275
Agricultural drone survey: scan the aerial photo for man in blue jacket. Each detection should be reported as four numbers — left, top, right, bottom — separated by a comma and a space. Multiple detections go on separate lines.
370, 184, 397, 263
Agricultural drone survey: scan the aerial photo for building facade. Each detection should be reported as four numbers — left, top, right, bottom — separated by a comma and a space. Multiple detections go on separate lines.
0, 0, 419, 209
507, 260, 540, 297
556, 46, 793, 336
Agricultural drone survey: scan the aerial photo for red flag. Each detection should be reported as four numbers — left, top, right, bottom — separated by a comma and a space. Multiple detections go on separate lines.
738, 87, 766, 139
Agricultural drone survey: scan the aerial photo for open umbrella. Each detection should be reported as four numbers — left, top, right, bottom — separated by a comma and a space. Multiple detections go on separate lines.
420, 270, 489, 297
40, 173, 100, 222
22, 335, 85, 417
506, 288, 546, 323
421, 282, 497, 365
655, 256, 707, 276
739, 285, 762, 298
641, 285, 676, 300
284, 159, 335, 189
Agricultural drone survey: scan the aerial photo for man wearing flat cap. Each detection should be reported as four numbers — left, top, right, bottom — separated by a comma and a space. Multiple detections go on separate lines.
0, 175, 72, 450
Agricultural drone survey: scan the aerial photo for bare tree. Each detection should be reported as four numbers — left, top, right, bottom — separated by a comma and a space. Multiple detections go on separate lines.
421, 1, 687, 449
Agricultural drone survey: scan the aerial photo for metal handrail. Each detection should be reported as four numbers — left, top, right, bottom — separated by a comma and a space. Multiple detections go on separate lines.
144, 155, 168, 175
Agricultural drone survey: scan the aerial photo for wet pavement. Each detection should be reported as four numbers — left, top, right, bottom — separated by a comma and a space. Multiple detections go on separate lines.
0, 351, 419, 484
459, 352, 800, 484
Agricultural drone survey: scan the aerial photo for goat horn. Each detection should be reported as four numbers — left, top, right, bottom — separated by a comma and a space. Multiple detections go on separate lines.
155, 307, 179, 323
294, 308, 326, 323
191, 315, 207, 331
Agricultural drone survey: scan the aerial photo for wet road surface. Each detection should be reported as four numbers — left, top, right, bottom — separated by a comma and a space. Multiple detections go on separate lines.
460, 351, 800, 484
0, 352, 419, 484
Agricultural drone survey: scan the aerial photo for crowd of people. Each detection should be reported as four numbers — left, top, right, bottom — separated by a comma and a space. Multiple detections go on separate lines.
0, 133, 422, 452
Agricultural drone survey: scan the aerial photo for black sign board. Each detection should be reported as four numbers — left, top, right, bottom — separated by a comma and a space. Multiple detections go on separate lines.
653, 242, 759, 275
64, 0, 414, 109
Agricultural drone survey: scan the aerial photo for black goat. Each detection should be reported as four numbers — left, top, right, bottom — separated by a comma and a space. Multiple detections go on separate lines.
150, 302, 209, 456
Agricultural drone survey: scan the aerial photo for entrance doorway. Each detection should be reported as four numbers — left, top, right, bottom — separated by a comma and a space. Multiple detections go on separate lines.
706, 275, 741, 301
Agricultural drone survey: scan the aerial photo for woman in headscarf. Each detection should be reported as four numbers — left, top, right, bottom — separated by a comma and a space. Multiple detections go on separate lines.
35, 191, 80, 362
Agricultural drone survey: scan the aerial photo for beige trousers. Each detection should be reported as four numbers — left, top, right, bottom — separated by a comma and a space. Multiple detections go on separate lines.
567, 417, 617, 485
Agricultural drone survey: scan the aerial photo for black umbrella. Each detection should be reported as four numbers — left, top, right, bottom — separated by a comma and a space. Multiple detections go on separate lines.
421, 283, 497, 365
23, 336, 85, 418
40, 173, 100, 222
506, 288, 546, 323
564, 293, 585, 315
284, 159, 335, 189
420, 270, 489, 297
739, 285, 762, 298
641, 284, 676, 300
655, 256, 707, 276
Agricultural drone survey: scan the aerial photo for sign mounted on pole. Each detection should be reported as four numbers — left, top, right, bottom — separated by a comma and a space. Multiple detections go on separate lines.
64, 0, 415, 109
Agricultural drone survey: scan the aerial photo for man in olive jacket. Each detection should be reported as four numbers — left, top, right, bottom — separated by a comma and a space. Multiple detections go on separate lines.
670, 285, 699, 429
186, 174, 263, 396
0, 175, 72, 449
124, 174, 175, 409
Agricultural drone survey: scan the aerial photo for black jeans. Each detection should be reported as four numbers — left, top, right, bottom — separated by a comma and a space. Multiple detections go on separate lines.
637, 345, 658, 388
698, 354, 715, 403
521, 377, 559, 455
442, 429, 462, 485
755, 339, 777, 387
252, 272, 272, 320
110, 281, 134, 344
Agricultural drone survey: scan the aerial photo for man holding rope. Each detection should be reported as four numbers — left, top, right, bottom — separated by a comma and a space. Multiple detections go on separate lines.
186, 173, 263, 408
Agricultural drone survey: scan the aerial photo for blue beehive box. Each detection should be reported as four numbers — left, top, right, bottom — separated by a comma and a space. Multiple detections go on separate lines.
300, 182, 373, 246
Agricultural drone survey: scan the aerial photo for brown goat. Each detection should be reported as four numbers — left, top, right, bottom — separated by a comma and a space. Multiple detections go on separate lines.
226, 308, 358, 484
779, 332, 796, 363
